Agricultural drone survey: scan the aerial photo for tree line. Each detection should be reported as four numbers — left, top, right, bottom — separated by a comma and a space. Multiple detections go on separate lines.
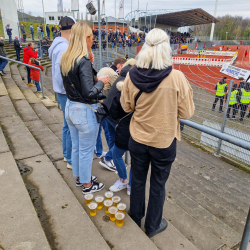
193, 15, 250, 40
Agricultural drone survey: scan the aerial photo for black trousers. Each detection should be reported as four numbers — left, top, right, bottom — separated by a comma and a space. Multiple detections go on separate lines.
129, 137, 176, 233
227, 104, 237, 118
212, 95, 224, 111
239, 103, 249, 119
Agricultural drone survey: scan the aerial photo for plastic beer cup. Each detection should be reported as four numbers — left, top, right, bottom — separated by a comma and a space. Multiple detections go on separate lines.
105, 191, 114, 200
95, 195, 104, 209
112, 196, 121, 207
104, 199, 113, 214
88, 202, 98, 216
117, 203, 126, 213
84, 193, 93, 206
115, 212, 125, 227
108, 206, 118, 221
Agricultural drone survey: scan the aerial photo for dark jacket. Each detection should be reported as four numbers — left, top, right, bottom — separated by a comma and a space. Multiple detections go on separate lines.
46, 26, 50, 33
14, 39, 21, 50
103, 65, 131, 110
6, 27, 12, 36
62, 57, 106, 104
40, 26, 44, 32
108, 65, 135, 150
21, 26, 25, 34
0, 40, 6, 57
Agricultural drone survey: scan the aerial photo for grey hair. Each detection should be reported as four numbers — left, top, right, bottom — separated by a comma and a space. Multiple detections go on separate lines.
136, 28, 172, 70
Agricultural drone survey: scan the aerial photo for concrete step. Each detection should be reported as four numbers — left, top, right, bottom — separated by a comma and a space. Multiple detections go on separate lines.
0, 150, 51, 250
169, 173, 245, 235
54, 158, 160, 250
165, 182, 241, 248
0, 77, 8, 96
175, 164, 250, 212
171, 165, 247, 223
0, 95, 17, 118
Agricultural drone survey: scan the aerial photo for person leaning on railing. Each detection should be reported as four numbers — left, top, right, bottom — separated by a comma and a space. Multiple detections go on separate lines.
120, 28, 195, 238
60, 21, 109, 194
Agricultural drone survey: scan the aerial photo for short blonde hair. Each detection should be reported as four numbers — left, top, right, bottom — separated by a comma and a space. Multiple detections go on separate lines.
61, 21, 92, 76
136, 28, 172, 70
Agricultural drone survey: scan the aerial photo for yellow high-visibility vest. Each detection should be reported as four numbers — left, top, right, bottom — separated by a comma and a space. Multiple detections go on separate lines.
216, 83, 227, 96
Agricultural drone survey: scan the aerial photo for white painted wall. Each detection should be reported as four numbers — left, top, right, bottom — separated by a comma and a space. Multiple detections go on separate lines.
45, 12, 73, 25
0, 0, 20, 39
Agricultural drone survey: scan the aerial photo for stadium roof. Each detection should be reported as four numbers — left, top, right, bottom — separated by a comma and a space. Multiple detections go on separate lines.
151, 8, 219, 27
93, 16, 127, 24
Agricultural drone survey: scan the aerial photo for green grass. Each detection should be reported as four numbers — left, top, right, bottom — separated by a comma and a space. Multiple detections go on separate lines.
0, 19, 57, 39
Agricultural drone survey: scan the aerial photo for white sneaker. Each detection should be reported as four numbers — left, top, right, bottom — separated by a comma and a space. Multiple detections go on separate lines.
64, 157, 67, 162
99, 158, 116, 172
97, 152, 107, 159
109, 179, 128, 192
67, 163, 72, 170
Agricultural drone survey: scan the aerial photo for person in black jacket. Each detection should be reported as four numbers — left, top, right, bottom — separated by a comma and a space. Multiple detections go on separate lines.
60, 21, 109, 194
14, 36, 22, 61
107, 59, 136, 195
20, 24, 26, 42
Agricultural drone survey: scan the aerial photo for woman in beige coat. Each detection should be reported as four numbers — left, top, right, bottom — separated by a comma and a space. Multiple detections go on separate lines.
120, 28, 195, 238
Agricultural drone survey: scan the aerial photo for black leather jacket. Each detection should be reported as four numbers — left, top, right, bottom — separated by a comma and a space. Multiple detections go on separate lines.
62, 57, 106, 104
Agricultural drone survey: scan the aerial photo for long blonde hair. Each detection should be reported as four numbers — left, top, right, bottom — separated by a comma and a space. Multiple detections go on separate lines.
61, 21, 92, 76
136, 28, 172, 70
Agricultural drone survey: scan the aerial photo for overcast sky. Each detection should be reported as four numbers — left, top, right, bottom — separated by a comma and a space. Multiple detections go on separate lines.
23, 0, 250, 20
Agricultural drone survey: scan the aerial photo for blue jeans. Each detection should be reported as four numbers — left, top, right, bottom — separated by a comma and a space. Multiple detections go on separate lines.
34, 81, 41, 91
47, 31, 50, 38
57, 93, 72, 165
38, 32, 42, 40
8, 35, 12, 44
105, 119, 116, 161
95, 119, 110, 157
113, 145, 132, 186
65, 100, 99, 183
0, 57, 8, 72
16, 50, 20, 61
31, 32, 34, 40
41, 32, 44, 38
38, 48, 45, 57
26, 66, 31, 83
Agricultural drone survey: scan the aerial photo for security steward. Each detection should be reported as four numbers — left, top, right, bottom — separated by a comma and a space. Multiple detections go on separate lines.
125, 54, 129, 61
226, 84, 238, 119
238, 82, 250, 121
212, 77, 227, 112
198, 50, 201, 58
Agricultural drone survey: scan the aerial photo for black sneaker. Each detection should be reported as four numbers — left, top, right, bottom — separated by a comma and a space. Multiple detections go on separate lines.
82, 180, 105, 194
76, 176, 97, 187
146, 218, 168, 238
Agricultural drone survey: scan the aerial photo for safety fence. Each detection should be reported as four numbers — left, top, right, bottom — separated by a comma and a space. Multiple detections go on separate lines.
187, 50, 236, 57
171, 55, 238, 67
181, 73, 250, 168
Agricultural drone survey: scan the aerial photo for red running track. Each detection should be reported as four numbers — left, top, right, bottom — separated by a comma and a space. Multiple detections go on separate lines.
174, 45, 250, 95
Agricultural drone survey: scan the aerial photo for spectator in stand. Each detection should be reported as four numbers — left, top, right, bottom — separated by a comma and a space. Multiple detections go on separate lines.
53, 26, 58, 40
48, 16, 76, 170
14, 36, 22, 61
30, 24, 35, 41
121, 28, 194, 237
37, 25, 41, 40
106, 59, 136, 194
40, 24, 45, 38
110, 57, 126, 75
38, 38, 47, 58
0, 37, 8, 75
6, 24, 12, 45
29, 58, 44, 93
46, 24, 50, 39
23, 42, 38, 87
61, 21, 109, 193
20, 24, 26, 42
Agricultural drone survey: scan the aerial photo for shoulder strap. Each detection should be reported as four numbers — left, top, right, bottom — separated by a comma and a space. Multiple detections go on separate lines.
135, 90, 143, 107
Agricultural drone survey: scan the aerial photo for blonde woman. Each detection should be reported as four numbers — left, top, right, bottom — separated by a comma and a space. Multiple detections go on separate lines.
121, 28, 195, 237
61, 21, 109, 194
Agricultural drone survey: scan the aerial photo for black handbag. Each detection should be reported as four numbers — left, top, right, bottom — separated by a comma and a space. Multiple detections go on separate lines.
67, 76, 108, 123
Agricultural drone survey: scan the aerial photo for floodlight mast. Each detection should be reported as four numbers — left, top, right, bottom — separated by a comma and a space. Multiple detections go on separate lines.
210, 0, 218, 41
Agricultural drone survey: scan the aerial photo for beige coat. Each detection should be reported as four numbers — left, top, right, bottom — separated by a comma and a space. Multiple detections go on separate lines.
120, 69, 195, 148
98, 67, 118, 95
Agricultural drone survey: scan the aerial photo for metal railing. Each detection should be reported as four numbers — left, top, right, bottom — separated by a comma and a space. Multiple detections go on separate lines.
0, 55, 46, 99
